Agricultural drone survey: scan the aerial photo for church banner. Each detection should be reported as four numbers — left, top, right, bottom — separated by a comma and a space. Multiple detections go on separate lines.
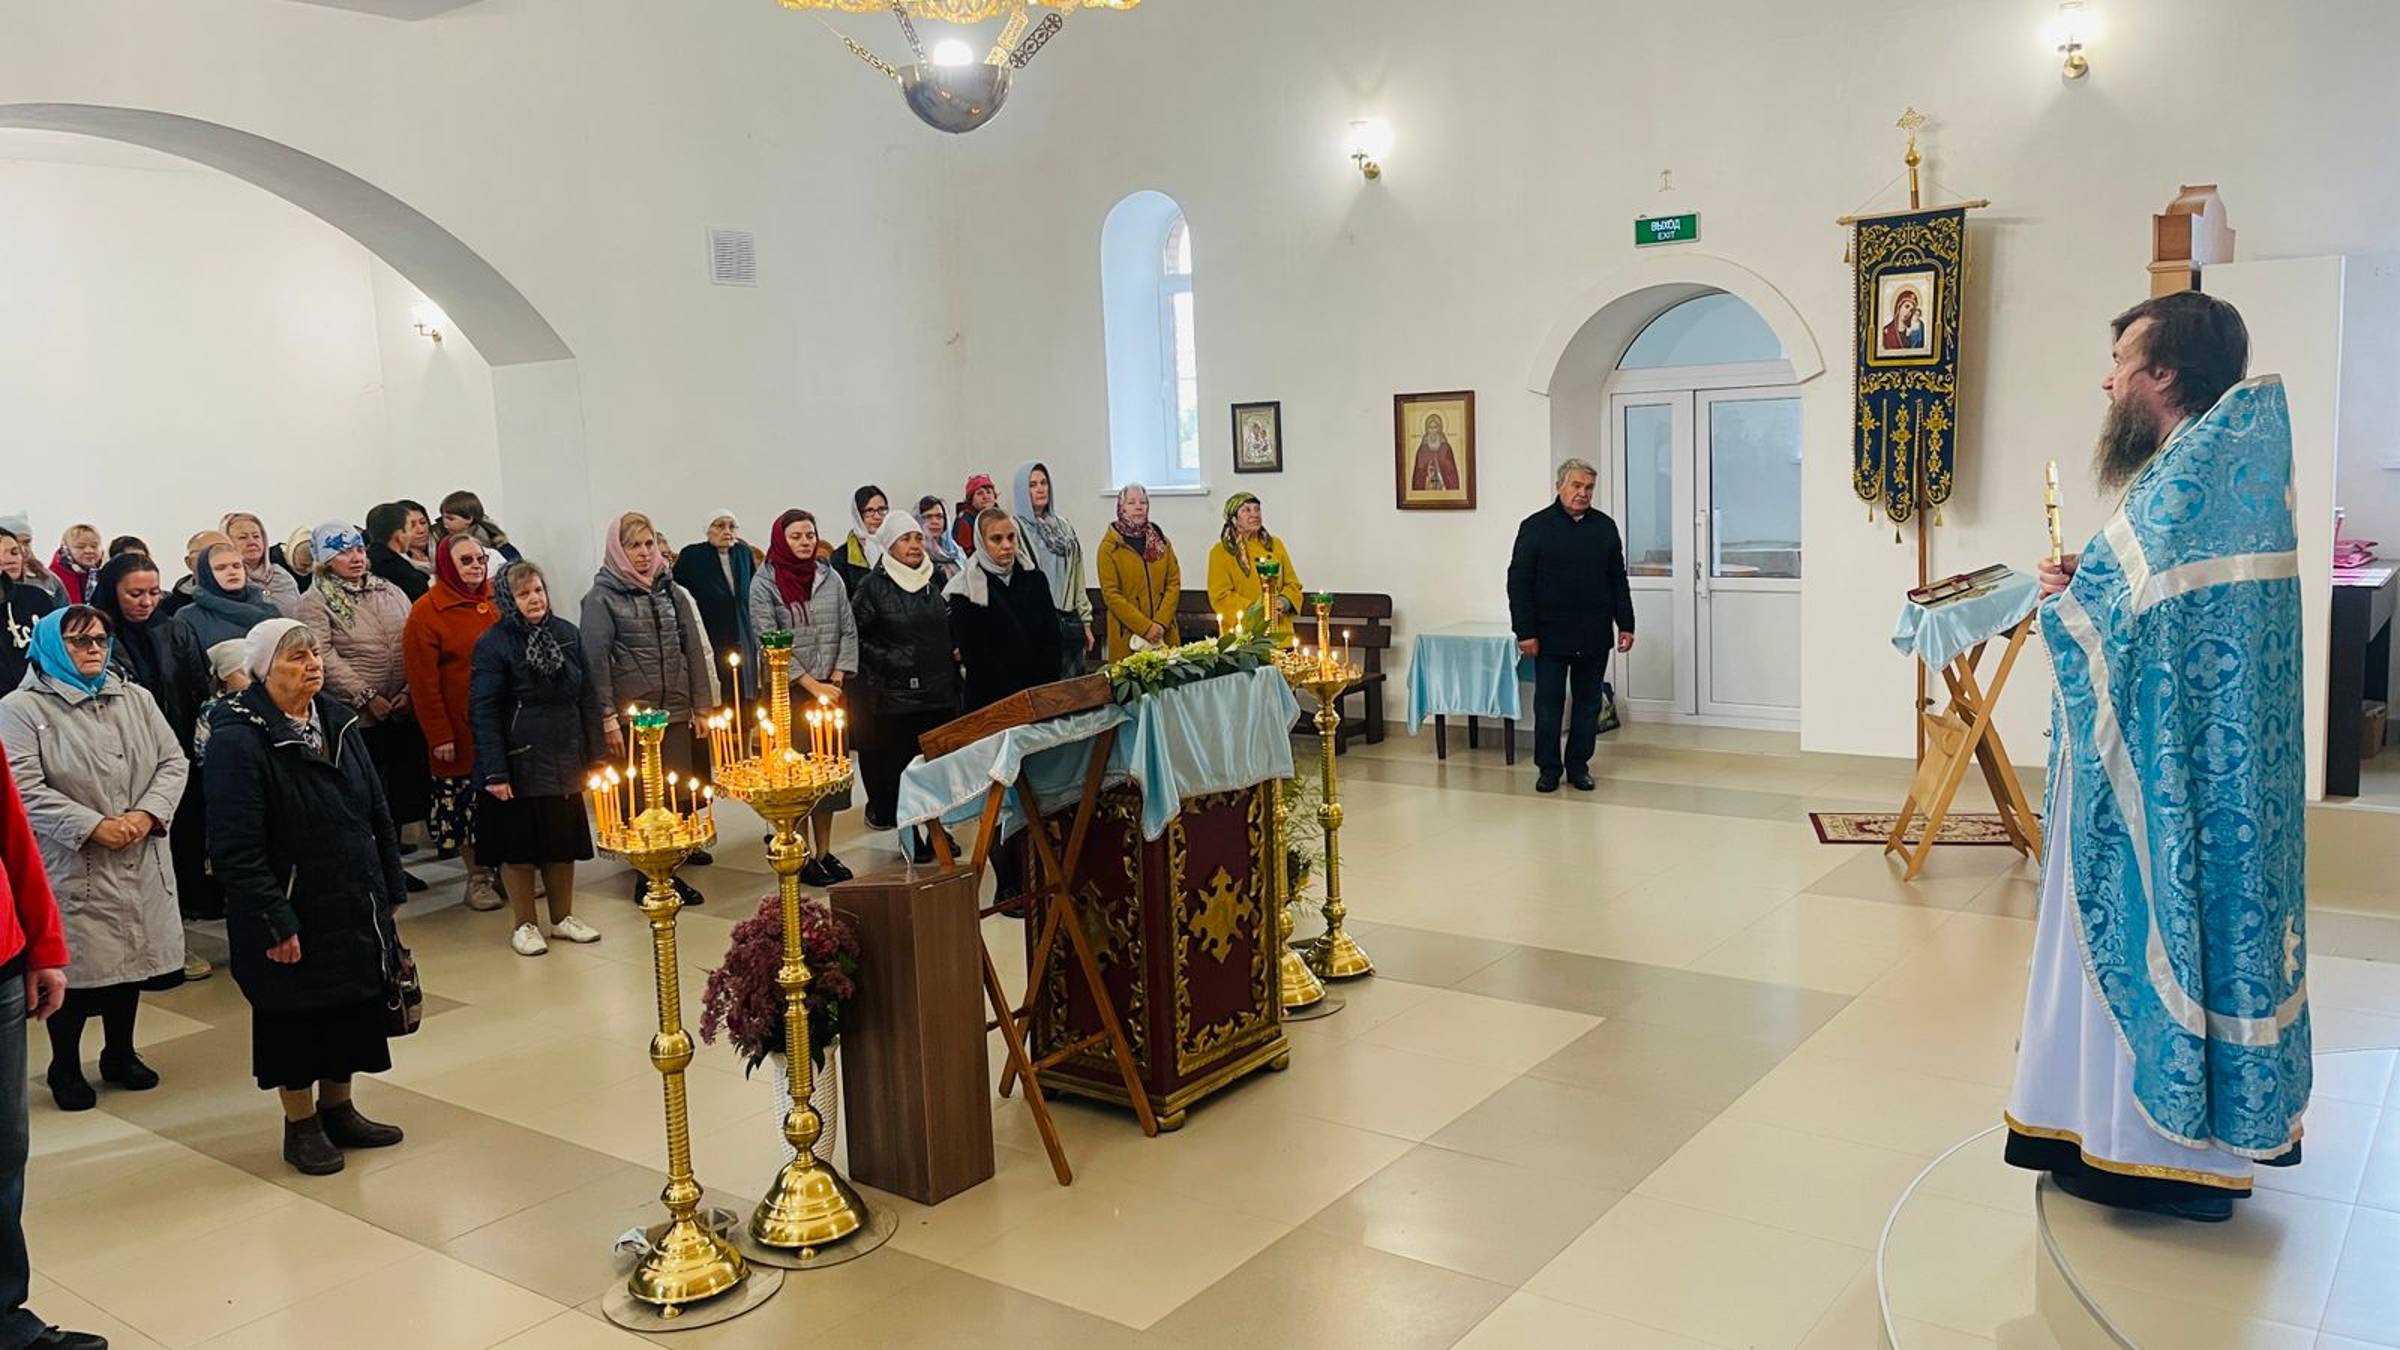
1851, 207, 1967, 526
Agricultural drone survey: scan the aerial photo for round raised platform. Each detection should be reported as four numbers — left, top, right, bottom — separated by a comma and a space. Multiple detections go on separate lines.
1876, 1048, 2400, 1348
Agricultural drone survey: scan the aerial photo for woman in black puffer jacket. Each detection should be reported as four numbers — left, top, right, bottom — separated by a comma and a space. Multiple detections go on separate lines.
204, 619, 409, 1177
470, 560, 607, 958
848, 513, 958, 860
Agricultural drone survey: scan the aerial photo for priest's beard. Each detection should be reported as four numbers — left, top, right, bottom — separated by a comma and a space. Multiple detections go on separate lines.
2094, 397, 2166, 491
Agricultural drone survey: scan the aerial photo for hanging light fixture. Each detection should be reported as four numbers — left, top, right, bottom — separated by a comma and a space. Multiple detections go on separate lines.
775, 0, 1141, 135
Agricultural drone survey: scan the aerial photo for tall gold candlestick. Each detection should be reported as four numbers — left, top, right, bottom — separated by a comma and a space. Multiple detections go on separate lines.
594, 711, 743, 1321
1278, 596, 1373, 981
718, 633, 872, 1259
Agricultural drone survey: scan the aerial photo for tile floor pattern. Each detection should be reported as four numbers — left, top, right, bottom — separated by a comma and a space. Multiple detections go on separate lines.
22, 724, 2400, 1348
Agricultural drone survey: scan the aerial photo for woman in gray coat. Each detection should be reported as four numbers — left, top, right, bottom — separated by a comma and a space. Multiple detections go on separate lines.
581, 511, 720, 896
0, 607, 188, 1111
748, 509, 858, 884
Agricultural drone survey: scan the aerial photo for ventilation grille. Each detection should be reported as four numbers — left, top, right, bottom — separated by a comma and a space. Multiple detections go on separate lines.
707, 228, 758, 287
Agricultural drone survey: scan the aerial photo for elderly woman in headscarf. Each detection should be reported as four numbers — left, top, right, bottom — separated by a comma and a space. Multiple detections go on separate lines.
1010, 461, 1093, 676
953, 474, 998, 559
403, 532, 503, 912
49, 524, 104, 607
580, 511, 719, 895
204, 619, 408, 1175
173, 540, 282, 651
438, 490, 520, 564
0, 607, 189, 1111
0, 528, 57, 693
673, 508, 757, 703
1206, 490, 1305, 642
95, 552, 221, 974
0, 514, 63, 603
298, 521, 430, 892
274, 526, 315, 589
917, 496, 965, 590
945, 507, 1059, 901
221, 512, 303, 617
747, 508, 858, 885
471, 560, 605, 956
1095, 484, 1181, 662
830, 486, 890, 594
849, 511, 957, 861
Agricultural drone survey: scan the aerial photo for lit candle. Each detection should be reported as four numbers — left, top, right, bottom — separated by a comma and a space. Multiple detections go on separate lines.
702, 785, 715, 831
834, 709, 847, 762
725, 651, 743, 755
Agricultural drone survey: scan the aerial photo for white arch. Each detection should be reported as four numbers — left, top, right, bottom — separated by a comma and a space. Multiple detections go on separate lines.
0, 102, 571, 366
1527, 251, 1825, 395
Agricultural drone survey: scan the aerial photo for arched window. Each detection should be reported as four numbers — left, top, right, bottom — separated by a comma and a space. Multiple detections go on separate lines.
1102, 191, 1202, 489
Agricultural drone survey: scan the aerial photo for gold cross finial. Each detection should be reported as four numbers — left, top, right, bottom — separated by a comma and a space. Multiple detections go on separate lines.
1897, 107, 1929, 206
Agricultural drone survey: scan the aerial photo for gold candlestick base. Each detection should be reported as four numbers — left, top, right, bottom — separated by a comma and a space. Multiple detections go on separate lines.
1272, 780, 1325, 1012
1279, 633, 1373, 984
1301, 927, 1375, 982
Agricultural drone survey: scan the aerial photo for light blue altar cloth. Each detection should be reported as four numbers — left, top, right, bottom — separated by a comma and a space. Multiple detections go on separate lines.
1404, 621, 1525, 730
1889, 568, 2040, 672
894, 666, 1300, 842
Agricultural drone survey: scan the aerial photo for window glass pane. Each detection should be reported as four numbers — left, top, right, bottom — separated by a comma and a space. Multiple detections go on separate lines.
1164, 218, 1191, 276
1619, 293, 1784, 369
1708, 397, 1802, 579
1622, 403, 1675, 577
1172, 290, 1200, 470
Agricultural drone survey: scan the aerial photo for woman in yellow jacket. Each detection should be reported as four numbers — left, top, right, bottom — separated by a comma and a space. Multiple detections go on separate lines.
1096, 484, 1182, 661
1206, 491, 1304, 641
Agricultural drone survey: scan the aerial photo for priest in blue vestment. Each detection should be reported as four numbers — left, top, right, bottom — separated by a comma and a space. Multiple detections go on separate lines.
2005, 291, 2310, 1223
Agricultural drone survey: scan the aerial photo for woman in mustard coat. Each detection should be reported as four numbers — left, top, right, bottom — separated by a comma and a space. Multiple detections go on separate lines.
1095, 484, 1181, 661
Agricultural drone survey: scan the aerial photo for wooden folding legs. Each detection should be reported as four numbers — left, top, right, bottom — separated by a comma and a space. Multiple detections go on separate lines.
1884, 616, 2045, 879
929, 728, 1153, 1186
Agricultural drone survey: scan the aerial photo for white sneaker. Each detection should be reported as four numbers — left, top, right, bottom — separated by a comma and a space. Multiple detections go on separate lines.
511, 922, 548, 956
182, 953, 213, 981
548, 915, 602, 945
464, 875, 507, 911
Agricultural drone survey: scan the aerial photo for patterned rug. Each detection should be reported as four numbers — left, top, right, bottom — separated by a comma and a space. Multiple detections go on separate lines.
1808, 811, 2035, 846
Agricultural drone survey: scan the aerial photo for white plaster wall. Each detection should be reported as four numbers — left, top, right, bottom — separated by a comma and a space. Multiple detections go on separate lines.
925, 0, 2400, 760
0, 136, 497, 563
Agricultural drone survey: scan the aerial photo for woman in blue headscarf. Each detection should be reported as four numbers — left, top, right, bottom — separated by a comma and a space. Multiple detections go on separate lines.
1011, 461, 1093, 677
0, 607, 190, 1111
173, 539, 281, 650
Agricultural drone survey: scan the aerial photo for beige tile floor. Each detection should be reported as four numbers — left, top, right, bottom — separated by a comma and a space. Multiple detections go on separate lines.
21, 722, 2400, 1348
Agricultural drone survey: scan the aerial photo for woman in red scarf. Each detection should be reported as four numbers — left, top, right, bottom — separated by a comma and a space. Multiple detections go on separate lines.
745, 509, 859, 885
403, 534, 503, 910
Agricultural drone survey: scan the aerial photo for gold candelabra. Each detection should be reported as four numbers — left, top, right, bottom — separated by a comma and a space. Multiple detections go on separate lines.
708, 632, 871, 1258
1274, 594, 1373, 981
586, 710, 743, 1319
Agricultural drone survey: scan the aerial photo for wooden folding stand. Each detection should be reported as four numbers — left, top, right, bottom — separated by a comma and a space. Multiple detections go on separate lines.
929, 725, 1159, 1187
1884, 614, 2045, 880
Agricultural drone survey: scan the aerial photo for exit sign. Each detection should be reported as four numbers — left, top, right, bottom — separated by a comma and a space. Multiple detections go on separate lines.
1636, 212, 1700, 246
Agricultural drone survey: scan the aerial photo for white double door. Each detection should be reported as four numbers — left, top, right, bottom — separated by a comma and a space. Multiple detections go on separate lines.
1608, 381, 1803, 724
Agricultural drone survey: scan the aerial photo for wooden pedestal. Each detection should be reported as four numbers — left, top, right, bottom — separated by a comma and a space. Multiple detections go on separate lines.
1024, 784, 1289, 1129
835, 866, 995, 1206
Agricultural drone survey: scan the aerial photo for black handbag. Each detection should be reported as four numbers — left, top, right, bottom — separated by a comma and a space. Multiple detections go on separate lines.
384, 945, 425, 1038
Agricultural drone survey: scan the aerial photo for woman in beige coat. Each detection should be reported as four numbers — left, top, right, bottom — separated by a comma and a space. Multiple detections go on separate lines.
0, 606, 188, 1111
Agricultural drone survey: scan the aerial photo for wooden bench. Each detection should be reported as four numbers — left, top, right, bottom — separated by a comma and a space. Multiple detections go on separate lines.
1089, 588, 1392, 753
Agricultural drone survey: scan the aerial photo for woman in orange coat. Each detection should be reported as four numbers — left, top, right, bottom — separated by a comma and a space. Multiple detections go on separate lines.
403, 534, 500, 911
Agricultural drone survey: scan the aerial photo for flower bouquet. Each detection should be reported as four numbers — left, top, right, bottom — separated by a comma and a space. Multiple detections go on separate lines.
1103, 596, 1281, 704
698, 895, 861, 1073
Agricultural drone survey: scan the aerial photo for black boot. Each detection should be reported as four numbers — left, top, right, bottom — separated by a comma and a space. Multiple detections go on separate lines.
800, 858, 834, 888
27, 1328, 110, 1349
687, 848, 714, 867
284, 1115, 345, 1175
821, 852, 854, 883
320, 1099, 405, 1149
46, 1065, 96, 1113
98, 1052, 160, 1091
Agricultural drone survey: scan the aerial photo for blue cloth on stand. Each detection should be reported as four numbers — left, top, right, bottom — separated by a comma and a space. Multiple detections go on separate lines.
1890, 568, 2040, 672
895, 666, 1300, 841
1404, 621, 1524, 730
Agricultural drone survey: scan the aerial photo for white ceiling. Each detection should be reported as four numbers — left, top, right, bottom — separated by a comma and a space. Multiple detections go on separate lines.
283, 0, 484, 18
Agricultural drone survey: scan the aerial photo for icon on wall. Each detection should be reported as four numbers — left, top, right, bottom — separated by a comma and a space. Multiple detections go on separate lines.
1231, 402, 1283, 475
1394, 390, 1476, 511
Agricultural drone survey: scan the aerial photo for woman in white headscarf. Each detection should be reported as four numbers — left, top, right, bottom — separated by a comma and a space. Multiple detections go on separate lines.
1010, 461, 1092, 677
846, 512, 957, 861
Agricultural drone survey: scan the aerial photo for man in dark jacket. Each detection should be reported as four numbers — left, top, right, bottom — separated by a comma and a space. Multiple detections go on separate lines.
365, 503, 429, 603
1506, 458, 1636, 793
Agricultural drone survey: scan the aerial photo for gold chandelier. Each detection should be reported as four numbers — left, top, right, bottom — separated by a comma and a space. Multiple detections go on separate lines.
775, 0, 1141, 133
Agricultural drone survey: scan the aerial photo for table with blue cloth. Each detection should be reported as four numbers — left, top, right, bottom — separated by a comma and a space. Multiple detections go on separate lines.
1883, 567, 2045, 879
896, 667, 1300, 1155
1404, 621, 1523, 763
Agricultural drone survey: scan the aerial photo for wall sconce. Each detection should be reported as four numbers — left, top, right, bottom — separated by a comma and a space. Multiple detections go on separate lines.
1347, 118, 1393, 181
411, 299, 448, 345
2051, 1, 2093, 80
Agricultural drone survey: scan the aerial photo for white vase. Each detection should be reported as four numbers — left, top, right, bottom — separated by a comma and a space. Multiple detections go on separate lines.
767, 1046, 840, 1166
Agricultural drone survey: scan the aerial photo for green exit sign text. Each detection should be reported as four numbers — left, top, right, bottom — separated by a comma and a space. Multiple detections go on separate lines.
1635, 212, 1700, 246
